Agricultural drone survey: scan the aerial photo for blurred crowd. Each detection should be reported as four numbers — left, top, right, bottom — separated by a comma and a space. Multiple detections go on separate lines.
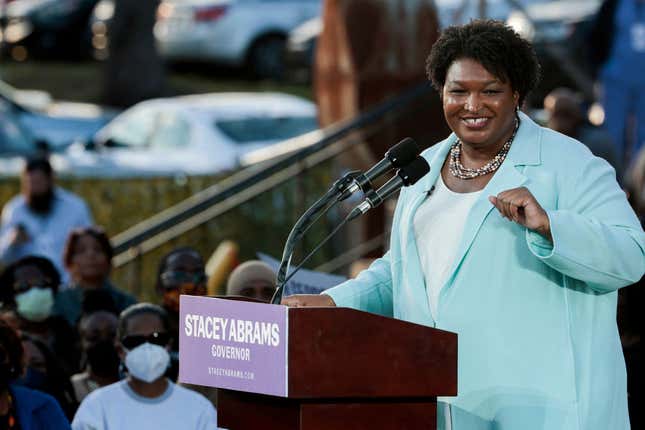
0, 157, 281, 429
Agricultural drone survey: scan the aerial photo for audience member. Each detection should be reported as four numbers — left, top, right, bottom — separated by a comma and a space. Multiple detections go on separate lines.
78, 286, 120, 317
155, 247, 207, 350
0, 256, 80, 375
588, 0, 645, 169
154, 247, 207, 382
543, 87, 619, 173
72, 303, 217, 430
226, 260, 276, 303
0, 319, 71, 429
0, 157, 93, 281
53, 227, 136, 326
17, 335, 78, 419
71, 291, 120, 402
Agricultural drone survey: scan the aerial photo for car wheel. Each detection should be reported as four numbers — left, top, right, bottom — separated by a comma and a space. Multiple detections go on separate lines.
248, 35, 286, 80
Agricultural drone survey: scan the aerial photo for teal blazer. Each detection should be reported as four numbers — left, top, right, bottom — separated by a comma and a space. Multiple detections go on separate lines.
325, 112, 645, 430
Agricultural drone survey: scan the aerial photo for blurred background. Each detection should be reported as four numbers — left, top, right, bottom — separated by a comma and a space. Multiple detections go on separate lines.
1, 1, 643, 426
0, 0, 634, 300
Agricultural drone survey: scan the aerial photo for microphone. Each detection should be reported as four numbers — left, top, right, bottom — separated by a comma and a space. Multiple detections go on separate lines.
270, 139, 420, 305
339, 137, 419, 200
348, 156, 430, 220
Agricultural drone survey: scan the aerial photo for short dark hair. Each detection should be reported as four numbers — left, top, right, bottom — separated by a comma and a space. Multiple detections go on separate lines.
63, 226, 114, 268
155, 247, 204, 293
426, 20, 541, 106
81, 288, 119, 317
24, 156, 53, 177
0, 255, 61, 303
0, 319, 24, 383
117, 303, 171, 340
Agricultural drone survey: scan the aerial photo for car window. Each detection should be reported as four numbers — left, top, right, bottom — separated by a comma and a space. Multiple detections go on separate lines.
105, 107, 157, 148
149, 111, 191, 148
215, 116, 318, 144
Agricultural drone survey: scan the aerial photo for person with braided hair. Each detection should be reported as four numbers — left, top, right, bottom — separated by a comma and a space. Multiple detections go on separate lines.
0, 319, 70, 429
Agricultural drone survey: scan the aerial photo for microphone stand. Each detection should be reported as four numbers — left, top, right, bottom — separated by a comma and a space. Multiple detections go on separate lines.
270, 171, 362, 304
270, 156, 430, 304
273, 180, 400, 301
279, 211, 353, 290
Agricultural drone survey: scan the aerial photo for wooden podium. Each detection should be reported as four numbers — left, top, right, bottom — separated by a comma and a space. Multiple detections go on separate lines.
216, 306, 457, 430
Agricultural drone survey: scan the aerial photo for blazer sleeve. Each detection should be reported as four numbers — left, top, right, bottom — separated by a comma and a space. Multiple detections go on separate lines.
323, 250, 394, 317
526, 155, 645, 293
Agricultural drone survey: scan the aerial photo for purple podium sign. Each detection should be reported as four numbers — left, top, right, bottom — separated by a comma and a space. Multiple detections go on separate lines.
178, 295, 288, 397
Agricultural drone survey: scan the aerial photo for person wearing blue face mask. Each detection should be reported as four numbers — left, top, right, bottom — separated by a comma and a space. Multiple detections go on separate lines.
72, 303, 218, 430
0, 256, 80, 377
0, 256, 58, 323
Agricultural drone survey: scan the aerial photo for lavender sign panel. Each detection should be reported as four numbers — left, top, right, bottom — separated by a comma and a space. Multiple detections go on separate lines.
178, 296, 288, 397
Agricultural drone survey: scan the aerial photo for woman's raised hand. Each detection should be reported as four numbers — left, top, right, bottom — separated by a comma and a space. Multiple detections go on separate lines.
489, 186, 552, 242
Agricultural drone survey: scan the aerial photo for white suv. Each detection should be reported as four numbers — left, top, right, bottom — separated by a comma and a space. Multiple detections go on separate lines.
154, 0, 321, 79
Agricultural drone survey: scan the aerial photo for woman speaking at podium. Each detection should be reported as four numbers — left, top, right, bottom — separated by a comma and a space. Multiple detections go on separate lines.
283, 20, 645, 430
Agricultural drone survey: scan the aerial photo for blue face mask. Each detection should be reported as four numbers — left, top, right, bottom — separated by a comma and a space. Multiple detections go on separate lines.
124, 343, 170, 383
14, 367, 48, 390
14, 287, 54, 322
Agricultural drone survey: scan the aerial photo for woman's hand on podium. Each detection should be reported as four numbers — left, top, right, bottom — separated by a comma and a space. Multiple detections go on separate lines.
281, 294, 337, 307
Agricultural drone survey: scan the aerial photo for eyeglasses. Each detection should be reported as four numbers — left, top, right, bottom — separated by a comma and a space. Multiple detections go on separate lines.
12, 282, 54, 294
120, 332, 170, 350
160, 271, 206, 289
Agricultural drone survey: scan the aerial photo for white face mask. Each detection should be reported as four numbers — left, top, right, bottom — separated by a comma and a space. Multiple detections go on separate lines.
15, 287, 54, 322
124, 343, 170, 383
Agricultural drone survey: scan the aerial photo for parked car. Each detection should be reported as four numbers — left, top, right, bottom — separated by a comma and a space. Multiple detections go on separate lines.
154, 0, 321, 79
51, 92, 319, 177
0, 80, 116, 151
0, 0, 99, 60
434, 0, 557, 28
0, 97, 45, 177
0, 98, 38, 156
506, 0, 600, 44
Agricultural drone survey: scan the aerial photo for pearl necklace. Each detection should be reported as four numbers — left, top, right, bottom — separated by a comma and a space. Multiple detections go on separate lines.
449, 117, 520, 180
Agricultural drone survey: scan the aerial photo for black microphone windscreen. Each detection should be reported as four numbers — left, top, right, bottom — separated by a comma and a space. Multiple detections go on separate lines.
386, 138, 419, 167
398, 157, 430, 186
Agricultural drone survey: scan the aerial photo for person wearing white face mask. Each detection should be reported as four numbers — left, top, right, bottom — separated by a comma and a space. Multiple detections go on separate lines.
72, 303, 218, 430
0, 256, 81, 377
